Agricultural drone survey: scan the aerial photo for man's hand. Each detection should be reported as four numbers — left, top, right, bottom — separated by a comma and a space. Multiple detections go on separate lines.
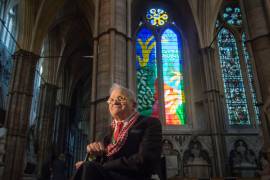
75, 161, 84, 170
87, 142, 105, 156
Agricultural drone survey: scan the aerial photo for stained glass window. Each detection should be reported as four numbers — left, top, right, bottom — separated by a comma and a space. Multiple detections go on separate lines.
136, 28, 158, 117
217, 1, 260, 126
217, 28, 250, 125
136, 9, 186, 125
222, 5, 242, 26
242, 33, 260, 122
161, 29, 185, 125
146, 8, 168, 26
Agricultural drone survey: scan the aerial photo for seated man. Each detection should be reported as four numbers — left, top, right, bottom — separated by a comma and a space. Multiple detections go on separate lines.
74, 83, 162, 180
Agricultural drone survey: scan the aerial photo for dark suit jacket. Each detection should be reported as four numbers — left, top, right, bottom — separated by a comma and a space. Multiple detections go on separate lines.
101, 115, 162, 178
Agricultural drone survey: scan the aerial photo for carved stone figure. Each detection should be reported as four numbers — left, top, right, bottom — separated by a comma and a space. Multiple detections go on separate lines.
162, 139, 180, 178
183, 139, 211, 178
229, 139, 257, 177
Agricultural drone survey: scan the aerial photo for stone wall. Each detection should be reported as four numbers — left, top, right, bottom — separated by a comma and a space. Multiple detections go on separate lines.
162, 133, 262, 179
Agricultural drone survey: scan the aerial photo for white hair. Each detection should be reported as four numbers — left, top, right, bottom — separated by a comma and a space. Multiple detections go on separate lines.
109, 83, 137, 105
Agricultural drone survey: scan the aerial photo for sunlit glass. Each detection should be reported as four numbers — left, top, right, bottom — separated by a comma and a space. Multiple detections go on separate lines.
107, 96, 127, 105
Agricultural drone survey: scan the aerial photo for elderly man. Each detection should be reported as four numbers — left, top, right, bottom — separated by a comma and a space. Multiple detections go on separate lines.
73, 83, 162, 180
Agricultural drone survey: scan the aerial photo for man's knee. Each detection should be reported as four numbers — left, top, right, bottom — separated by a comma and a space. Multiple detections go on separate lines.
82, 161, 107, 179
82, 161, 100, 172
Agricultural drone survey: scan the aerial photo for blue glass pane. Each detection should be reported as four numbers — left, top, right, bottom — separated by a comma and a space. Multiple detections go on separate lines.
135, 28, 158, 117
161, 28, 186, 125
223, 5, 242, 26
217, 28, 250, 125
242, 33, 260, 122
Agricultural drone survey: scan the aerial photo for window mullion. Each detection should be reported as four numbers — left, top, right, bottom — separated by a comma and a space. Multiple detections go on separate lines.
156, 33, 166, 126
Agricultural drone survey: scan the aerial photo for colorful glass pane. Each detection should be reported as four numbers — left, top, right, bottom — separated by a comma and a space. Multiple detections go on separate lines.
135, 28, 159, 117
146, 8, 168, 26
242, 33, 260, 122
161, 28, 186, 125
217, 28, 250, 125
222, 5, 242, 26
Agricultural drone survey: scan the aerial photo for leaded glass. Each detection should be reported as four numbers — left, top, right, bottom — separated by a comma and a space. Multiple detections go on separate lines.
222, 5, 242, 26
217, 28, 250, 125
146, 8, 168, 26
135, 28, 158, 117
161, 28, 186, 125
242, 33, 260, 122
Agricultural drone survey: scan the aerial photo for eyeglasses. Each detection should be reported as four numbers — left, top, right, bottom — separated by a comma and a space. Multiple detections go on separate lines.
107, 96, 127, 105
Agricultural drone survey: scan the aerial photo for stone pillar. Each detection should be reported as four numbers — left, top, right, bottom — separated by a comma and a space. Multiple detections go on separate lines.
89, 0, 99, 142
264, 0, 270, 27
0, 128, 7, 177
127, 0, 135, 91
53, 104, 70, 155
3, 50, 39, 180
92, 0, 128, 140
37, 83, 57, 174
200, 47, 227, 176
242, 0, 270, 147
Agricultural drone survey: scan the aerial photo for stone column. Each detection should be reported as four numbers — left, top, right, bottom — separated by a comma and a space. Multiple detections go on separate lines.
127, 0, 135, 91
264, 0, 270, 27
3, 49, 39, 180
37, 83, 57, 174
0, 128, 7, 177
242, 0, 270, 147
53, 104, 70, 155
92, 0, 128, 140
200, 47, 227, 176
89, 0, 99, 142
